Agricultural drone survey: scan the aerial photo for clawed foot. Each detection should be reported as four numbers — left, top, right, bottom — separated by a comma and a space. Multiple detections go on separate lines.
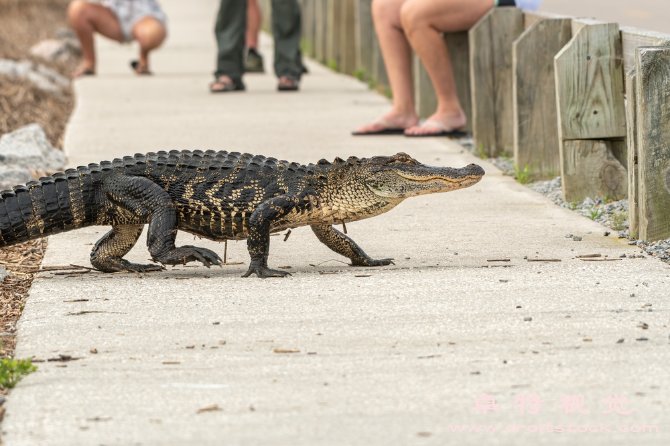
242, 264, 292, 278
351, 258, 395, 267
153, 246, 223, 268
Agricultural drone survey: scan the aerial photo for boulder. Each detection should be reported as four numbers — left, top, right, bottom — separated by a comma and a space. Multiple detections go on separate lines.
29, 39, 70, 62
0, 124, 66, 173
0, 165, 33, 191
0, 59, 69, 93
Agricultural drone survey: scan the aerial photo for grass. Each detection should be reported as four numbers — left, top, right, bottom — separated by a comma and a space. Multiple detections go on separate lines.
588, 207, 604, 220
353, 68, 366, 81
367, 76, 376, 89
475, 144, 488, 160
513, 163, 534, 185
327, 59, 339, 72
384, 88, 393, 99
610, 210, 629, 231
0, 357, 37, 389
568, 201, 580, 211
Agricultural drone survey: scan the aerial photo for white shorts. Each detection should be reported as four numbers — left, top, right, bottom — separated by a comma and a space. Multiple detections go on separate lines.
101, 0, 167, 42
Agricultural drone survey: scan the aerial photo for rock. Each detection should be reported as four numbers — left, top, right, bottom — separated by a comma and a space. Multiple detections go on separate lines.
0, 265, 8, 282
0, 165, 33, 191
628, 241, 637, 245
0, 59, 68, 93
29, 39, 70, 62
573, 236, 582, 241
584, 197, 595, 206
523, 317, 532, 322
604, 231, 610, 236
565, 234, 573, 238
0, 124, 66, 172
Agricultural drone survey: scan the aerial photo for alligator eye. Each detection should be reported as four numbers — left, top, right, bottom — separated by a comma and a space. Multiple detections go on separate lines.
397, 155, 409, 163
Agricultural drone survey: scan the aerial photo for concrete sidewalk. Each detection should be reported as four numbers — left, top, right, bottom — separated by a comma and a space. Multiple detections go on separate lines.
3, 0, 669, 444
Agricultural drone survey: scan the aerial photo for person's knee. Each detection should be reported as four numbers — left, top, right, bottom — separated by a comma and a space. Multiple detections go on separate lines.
372, 0, 402, 26
68, 0, 90, 26
134, 19, 166, 49
399, 0, 429, 36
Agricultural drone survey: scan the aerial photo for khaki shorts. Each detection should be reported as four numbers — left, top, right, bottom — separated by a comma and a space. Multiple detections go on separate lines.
101, 0, 168, 42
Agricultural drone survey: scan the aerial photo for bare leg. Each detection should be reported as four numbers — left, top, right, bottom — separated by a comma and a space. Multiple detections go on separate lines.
68, 0, 124, 78
353, 0, 419, 134
246, 0, 262, 50
132, 17, 167, 73
401, 0, 493, 135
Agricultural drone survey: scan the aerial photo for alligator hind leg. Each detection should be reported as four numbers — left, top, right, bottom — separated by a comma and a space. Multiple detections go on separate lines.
90, 224, 163, 272
101, 175, 222, 269
311, 225, 394, 267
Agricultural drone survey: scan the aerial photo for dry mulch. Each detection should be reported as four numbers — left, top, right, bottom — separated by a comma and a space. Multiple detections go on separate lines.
0, 0, 79, 419
0, 0, 78, 148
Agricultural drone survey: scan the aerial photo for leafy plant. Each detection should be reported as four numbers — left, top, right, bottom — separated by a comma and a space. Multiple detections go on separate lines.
384, 88, 393, 99
367, 76, 376, 89
327, 59, 339, 71
475, 144, 487, 160
353, 68, 366, 81
588, 207, 604, 220
513, 163, 534, 184
0, 358, 37, 389
568, 201, 580, 211
610, 210, 629, 231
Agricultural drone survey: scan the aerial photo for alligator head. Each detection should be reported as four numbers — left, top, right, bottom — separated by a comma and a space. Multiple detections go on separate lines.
358, 152, 485, 199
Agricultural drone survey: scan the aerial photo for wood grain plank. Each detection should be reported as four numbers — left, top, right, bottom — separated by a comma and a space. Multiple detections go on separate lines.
621, 27, 670, 75
445, 32, 472, 133
326, 0, 341, 70
355, 0, 374, 79
554, 23, 626, 140
635, 46, 670, 242
339, 0, 357, 75
513, 18, 572, 180
561, 140, 628, 203
626, 69, 640, 239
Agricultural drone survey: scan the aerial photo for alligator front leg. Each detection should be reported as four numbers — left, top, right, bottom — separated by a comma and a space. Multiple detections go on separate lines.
311, 224, 394, 267
243, 194, 306, 278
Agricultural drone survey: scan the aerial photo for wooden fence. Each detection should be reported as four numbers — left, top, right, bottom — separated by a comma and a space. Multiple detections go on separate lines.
259, 1, 670, 243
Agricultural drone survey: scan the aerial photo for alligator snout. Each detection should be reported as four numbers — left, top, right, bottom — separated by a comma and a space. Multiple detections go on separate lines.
463, 163, 485, 177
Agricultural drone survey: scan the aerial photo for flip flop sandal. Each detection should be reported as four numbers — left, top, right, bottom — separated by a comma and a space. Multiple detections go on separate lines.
277, 76, 299, 91
404, 120, 467, 138
72, 67, 95, 78
130, 60, 153, 75
351, 118, 407, 136
210, 76, 246, 93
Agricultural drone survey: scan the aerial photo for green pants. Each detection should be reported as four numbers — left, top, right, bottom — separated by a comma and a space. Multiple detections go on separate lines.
214, 0, 303, 81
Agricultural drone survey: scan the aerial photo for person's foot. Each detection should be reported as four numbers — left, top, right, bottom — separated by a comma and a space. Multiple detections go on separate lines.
244, 47, 265, 73
71, 62, 95, 79
210, 75, 246, 93
130, 60, 152, 75
277, 76, 299, 91
353, 110, 419, 135
403, 111, 466, 136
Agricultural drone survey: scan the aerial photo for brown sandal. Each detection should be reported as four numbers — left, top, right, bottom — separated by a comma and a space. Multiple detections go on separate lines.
209, 76, 246, 93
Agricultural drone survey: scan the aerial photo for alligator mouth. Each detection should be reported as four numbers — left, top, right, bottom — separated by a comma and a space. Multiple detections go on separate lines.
398, 174, 481, 185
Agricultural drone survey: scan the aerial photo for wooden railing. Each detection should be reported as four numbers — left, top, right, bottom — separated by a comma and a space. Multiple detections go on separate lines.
258, 0, 670, 243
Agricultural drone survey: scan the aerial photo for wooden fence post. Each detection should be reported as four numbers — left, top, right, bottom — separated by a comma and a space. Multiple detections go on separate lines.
626, 69, 640, 238
314, 0, 327, 63
635, 46, 670, 242
554, 21, 627, 202
326, 0, 341, 70
512, 18, 572, 180
469, 8, 523, 158
301, 0, 316, 58
355, 0, 374, 80
372, 31, 389, 93
339, 0, 357, 76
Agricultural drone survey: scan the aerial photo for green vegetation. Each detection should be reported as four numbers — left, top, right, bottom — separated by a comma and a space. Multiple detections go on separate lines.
588, 207, 604, 220
610, 210, 629, 231
353, 68, 366, 81
568, 201, 580, 211
367, 76, 376, 89
300, 38, 312, 56
384, 88, 393, 99
327, 59, 339, 72
513, 163, 534, 185
475, 144, 487, 160
0, 358, 37, 389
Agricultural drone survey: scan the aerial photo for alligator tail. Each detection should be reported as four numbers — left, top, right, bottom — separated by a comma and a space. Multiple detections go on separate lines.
0, 165, 101, 247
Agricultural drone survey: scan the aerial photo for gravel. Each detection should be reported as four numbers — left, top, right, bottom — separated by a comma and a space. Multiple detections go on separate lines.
456, 137, 670, 264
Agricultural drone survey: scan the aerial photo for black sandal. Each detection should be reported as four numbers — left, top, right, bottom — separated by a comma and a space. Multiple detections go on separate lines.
210, 76, 246, 93
130, 60, 152, 75
277, 76, 299, 92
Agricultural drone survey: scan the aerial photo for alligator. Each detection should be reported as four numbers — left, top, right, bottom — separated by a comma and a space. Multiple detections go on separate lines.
0, 150, 484, 277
